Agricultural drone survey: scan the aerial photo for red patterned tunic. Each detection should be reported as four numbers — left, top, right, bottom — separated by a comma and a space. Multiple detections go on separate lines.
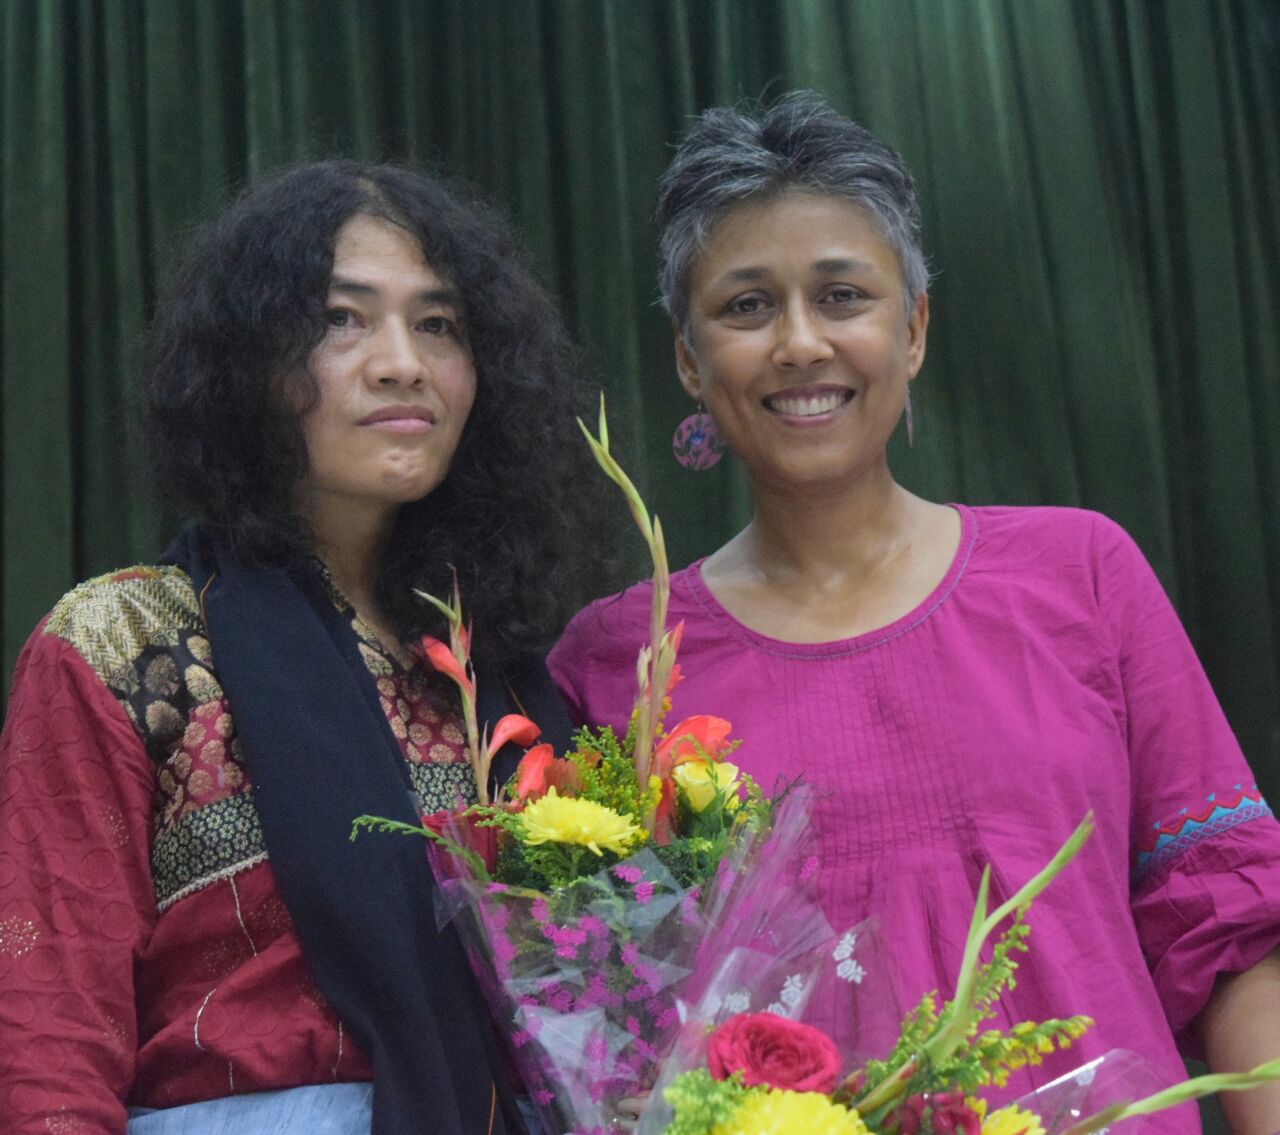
0, 566, 475, 1134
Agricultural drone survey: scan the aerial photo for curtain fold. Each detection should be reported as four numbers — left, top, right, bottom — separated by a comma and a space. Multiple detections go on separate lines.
3, 1, 1277, 809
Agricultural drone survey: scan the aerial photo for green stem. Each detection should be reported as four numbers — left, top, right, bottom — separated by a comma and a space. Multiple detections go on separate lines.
1060, 1059, 1280, 1135
576, 398, 672, 805
350, 814, 489, 880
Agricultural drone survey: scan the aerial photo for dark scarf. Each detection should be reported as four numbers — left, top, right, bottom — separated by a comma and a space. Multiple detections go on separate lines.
163, 528, 573, 1134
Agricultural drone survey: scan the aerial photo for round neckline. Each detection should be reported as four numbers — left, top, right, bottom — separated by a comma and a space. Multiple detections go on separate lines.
681, 503, 978, 659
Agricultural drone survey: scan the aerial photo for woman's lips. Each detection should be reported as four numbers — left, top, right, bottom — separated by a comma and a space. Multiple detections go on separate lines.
366, 417, 432, 434
359, 406, 435, 433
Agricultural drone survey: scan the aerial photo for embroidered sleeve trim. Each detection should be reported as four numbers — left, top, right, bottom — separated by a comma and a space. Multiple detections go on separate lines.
1132, 783, 1273, 886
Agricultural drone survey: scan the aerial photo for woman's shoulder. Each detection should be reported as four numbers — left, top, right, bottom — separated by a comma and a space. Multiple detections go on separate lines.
553, 577, 655, 656
552, 560, 711, 646
968, 503, 1129, 541
40, 564, 204, 685
966, 504, 1142, 567
962, 505, 1166, 621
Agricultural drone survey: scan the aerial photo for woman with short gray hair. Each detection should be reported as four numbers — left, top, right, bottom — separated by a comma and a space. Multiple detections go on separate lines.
553, 92, 1280, 1135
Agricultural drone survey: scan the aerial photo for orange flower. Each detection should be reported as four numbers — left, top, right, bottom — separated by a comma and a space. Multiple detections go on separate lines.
488, 714, 540, 755
515, 744, 556, 800
514, 744, 582, 802
652, 715, 734, 778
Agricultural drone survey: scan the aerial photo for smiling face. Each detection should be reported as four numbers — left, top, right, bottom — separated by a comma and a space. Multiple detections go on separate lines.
676, 192, 928, 494
297, 213, 477, 532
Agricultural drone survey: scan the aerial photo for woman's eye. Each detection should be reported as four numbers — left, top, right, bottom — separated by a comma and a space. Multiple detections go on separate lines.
824, 287, 861, 304
325, 308, 354, 328
727, 296, 767, 317
419, 315, 455, 335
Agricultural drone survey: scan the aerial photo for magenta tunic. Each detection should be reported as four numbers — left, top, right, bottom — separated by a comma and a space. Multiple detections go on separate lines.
549, 505, 1280, 1131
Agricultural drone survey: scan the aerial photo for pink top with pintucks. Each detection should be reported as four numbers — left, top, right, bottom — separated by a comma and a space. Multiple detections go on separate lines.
550, 505, 1280, 1132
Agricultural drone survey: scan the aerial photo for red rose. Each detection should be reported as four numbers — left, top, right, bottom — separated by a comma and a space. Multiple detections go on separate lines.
706, 1012, 841, 1093
894, 1092, 981, 1135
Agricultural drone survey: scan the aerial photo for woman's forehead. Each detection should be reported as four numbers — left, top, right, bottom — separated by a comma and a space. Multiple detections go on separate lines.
693, 192, 900, 287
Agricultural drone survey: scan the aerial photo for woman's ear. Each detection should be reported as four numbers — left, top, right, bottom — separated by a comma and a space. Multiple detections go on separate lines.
674, 327, 703, 400
906, 291, 930, 380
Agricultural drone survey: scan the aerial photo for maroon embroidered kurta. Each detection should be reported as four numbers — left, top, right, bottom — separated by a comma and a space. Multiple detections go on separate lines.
0, 566, 473, 1133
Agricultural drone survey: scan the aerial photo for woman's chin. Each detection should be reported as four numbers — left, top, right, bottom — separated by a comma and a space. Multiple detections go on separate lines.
375, 463, 452, 505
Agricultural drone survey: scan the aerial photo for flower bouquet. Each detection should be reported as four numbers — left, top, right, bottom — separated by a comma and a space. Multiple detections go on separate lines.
639, 815, 1280, 1135
354, 402, 803, 1133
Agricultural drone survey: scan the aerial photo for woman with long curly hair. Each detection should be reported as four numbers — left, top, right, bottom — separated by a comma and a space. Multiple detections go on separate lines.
0, 161, 602, 1134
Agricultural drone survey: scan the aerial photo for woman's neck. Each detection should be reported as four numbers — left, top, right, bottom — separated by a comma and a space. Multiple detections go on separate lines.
700, 468, 959, 644
306, 499, 394, 627
723, 467, 920, 585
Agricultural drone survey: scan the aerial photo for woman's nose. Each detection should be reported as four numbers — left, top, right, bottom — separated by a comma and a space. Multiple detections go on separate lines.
771, 303, 833, 369
366, 320, 426, 387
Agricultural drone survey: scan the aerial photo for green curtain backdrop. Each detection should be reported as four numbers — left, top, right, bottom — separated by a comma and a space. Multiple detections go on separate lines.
3, 0, 1277, 796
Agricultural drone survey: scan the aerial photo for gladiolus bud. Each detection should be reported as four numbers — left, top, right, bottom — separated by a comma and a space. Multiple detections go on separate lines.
488, 714, 541, 756
415, 635, 475, 698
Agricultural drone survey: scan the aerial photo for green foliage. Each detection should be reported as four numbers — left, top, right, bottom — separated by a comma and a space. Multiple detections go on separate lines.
349, 813, 489, 879
652, 833, 726, 888
569, 723, 658, 819
851, 904, 1097, 1122
963, 1017, 1094, 1090
350, 815, 427, 841
664, 1069, 752, 1135
969, 910, 1031, 1015
857, 992, 940, 1092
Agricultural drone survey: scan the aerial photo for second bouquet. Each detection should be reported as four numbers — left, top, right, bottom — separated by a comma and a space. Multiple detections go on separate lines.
354, 401, 799, 1134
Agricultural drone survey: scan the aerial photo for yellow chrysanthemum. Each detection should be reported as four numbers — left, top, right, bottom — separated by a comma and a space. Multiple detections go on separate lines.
711, 1089, 868, 1135
981, 1104, 1046, 1135
517, 788, 644, 856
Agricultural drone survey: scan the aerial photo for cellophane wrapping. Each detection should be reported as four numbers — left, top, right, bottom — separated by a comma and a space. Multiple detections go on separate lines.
428, 788, 850, 1134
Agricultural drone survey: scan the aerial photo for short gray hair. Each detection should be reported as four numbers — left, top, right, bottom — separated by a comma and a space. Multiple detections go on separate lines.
656, 92, 929, 330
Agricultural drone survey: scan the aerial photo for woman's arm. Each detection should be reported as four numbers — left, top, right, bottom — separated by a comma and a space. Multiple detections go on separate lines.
1201, 947, 1280, 1135
0, 627, 157, 1134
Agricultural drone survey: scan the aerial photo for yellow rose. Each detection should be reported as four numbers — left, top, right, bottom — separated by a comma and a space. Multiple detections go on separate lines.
672, 758, 740, 813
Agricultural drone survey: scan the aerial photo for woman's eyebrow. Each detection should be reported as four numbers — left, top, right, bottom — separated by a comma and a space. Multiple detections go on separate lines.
716, 257, 880, 284
718, 266, 769, 284
812, 256, 879, 274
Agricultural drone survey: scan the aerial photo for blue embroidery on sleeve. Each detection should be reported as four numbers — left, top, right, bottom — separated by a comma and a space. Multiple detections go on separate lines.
1133, 783, 1272, 885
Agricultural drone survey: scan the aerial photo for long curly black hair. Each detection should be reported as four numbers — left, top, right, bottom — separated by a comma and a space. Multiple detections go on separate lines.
136, 160, 609, 673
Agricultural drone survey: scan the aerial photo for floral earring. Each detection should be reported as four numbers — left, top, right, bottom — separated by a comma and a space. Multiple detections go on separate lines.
672, 404, 725, 470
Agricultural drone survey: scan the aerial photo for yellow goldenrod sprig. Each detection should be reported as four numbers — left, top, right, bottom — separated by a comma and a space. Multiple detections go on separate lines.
849, 815, 1096, 1117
